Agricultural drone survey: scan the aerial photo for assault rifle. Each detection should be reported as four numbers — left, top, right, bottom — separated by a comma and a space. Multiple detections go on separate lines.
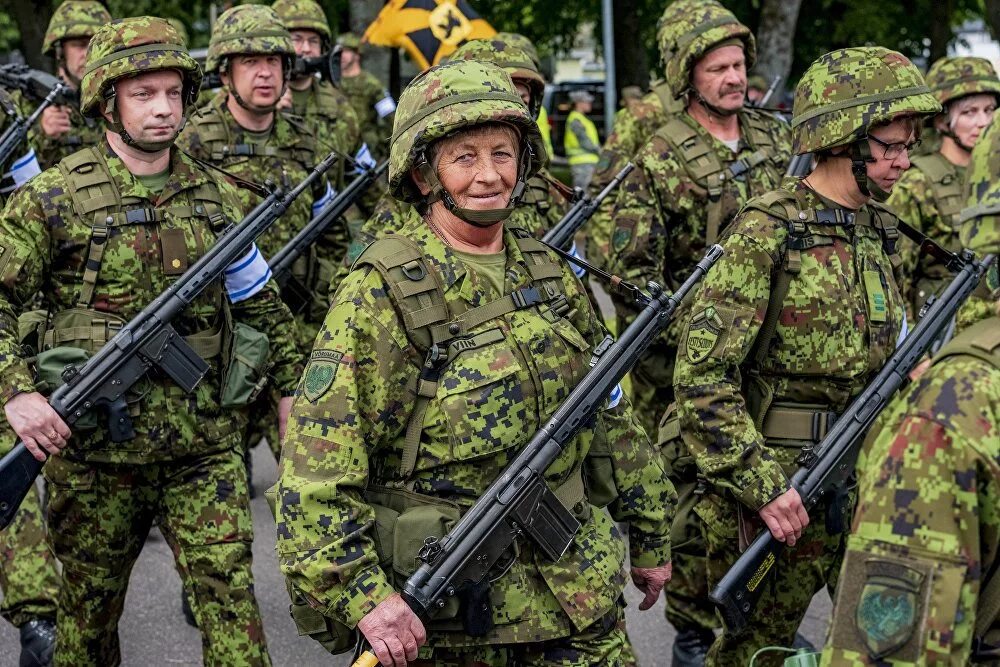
351, 244, 724, 667
0, 67, 69, 172
0, 150, 340, 529
542, 162, 633, 251
0, 64, 78, 107
709, 247, 995, 633
269, 160, 386, 305
755, 75, 782, 108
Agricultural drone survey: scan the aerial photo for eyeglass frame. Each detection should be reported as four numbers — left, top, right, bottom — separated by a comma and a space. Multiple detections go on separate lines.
866, 133, 921, 160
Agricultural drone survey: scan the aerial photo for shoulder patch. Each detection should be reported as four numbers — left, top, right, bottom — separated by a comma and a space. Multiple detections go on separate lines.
855, 559, 924, 659
302, 349, 343, 403
686, 305, 725, 364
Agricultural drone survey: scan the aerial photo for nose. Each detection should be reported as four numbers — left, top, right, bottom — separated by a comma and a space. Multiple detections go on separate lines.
150, 90, 173, 118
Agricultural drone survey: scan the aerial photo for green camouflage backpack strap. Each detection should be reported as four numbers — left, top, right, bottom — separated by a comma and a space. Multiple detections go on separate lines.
910, 152, 966, 235
740, 108, 786, 173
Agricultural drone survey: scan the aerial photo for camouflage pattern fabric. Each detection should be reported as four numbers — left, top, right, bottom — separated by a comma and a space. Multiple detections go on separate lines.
205, 5, 294, 74
45, 447, 269, 666
272, 0, 331, 43
924, 56, 1000, 107
275, 215, 674, 650
339, 69, 393, 161
42, 0, 110, 56
674, 180, 906, 665
27, 103, 105, 171
821, 314, 1000, 665
0, 427, 59, 629
448, 38, 545, 116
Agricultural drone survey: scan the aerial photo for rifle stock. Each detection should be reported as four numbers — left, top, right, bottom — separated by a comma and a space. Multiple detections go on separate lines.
542, 162, 633, 251
709, 251, 996, 633
0, 150, 340, 529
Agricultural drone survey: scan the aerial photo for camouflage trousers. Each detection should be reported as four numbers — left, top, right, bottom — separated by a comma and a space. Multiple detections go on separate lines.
44, 448, 270, 667
0, 480, 60, 628
699, 491, 848, 667
411, 605, 627, 666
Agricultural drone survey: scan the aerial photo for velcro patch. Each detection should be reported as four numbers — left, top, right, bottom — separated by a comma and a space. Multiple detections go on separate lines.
686, 305, 725, 364
303, 349, 343, 403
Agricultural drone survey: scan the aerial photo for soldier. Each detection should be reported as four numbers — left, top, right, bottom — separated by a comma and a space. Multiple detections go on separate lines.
337, 32, 396, 161
888, 56, 999, 325
494, 32, 556, 160
0, 17, 303, 665
32, 0, 111, 170
821, 117, 1000, 666
271, 0, 362, 164
564, 90, 600, 190
274, 59, 675, 667
672, 47, 939, 666
606, 2, 792, 662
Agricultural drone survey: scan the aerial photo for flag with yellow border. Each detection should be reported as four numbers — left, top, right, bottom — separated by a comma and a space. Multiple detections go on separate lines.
363, 0, 496, 70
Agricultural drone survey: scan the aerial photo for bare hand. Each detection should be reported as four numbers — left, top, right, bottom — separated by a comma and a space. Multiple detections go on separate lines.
277, 88, 293, 110
4, 392, 72, 461
630, 562, 672, 611
908, 357, 933, 382
357, 593, 426, 667
277, 395, 294, 445
40, 105, 72, 138
759, 487, 809, 546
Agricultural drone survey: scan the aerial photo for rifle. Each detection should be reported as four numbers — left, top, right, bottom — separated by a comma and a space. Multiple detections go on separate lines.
350, 244, 724, 667
0, 73, 68, 172
0, 150, 340, 529
0, 64, 78, 107
268, 160, 386, 308
709, 248, 995, 633
542, 162, 633, 251
756, 75, 782, 108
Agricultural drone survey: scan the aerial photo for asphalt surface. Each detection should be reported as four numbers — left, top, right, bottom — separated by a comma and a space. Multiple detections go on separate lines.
0, 442, 832, 667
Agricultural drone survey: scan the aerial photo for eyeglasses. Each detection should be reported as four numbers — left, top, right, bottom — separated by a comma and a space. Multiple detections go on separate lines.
867, 134, 921, 160
291, 34, 323, 49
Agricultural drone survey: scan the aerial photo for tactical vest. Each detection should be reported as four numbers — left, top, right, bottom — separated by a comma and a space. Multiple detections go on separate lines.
932, 316, 1000, 660
653, 110, 784, 245
564, 110, 600, 165
39, 146, 227, 360
910, 153, 965, 243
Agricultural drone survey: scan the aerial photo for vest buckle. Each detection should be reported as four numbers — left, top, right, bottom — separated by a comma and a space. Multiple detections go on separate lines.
512, 286, 542, 309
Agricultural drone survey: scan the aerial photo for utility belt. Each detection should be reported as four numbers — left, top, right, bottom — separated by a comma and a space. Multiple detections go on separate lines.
282, 467, 590, 653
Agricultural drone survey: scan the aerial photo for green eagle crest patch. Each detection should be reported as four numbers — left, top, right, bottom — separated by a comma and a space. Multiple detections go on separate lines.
303, 349, 343, 403
855, 560, 924, 659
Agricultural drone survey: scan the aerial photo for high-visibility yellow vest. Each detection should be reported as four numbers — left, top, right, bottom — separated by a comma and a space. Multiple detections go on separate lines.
564, 110, 599, 165
537, 106, 554, 159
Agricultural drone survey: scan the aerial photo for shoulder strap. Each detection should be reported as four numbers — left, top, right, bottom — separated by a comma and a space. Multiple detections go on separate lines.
911, 153, 966, 224
933, 316, 1000, 370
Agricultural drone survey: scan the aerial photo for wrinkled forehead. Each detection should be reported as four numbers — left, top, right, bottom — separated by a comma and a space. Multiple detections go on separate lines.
428, 122, 521, 160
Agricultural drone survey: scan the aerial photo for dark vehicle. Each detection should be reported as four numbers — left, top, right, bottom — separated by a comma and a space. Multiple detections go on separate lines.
541, 79, 606, 161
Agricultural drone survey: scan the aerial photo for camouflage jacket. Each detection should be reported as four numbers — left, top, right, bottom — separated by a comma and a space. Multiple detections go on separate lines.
0, 141, 301, 464
288, 78, 362, 156
177, 90, 344, 329
822, 314, 1000, 665
26, 96, 104, 171
959, 119, 1000, 332
339, 69, 393, 159
276, 214, 674, 645
674, 181, 906, 512
887, 151, 967, 315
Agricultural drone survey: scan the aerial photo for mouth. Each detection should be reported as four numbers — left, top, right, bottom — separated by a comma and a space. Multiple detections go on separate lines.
466, 192, 506, 206
148, 126, 175, 134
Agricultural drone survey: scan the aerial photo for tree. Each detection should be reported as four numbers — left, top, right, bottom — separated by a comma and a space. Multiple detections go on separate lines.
753, 0, 803, 90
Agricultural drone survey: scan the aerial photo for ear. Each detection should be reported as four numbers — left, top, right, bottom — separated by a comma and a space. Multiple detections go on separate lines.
410, 165, 432, 196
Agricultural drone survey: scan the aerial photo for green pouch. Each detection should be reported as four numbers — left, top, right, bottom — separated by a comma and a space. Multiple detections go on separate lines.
583, 419, 618, 509
221, 305, 271, 409
35, 347, 98, 430
286, 581, 358, 655
392, 504, 461, 619
17, 310, 50, 357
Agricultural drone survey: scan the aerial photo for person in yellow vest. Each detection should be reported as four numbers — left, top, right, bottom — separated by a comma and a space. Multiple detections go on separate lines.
565, 89, 600, 189
537, 103, 554, 159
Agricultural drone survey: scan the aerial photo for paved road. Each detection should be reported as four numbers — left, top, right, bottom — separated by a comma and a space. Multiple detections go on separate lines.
0, 442, 831, 666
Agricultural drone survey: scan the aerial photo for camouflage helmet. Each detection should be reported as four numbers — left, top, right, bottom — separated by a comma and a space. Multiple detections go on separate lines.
389, 60, 545, 212
206, 5, 294, 74
448, 38, 545, 116
272, 0, 331, 44
791, 47, 940, 154
961, 121, 1000, 294
80, 17, 202, 117
658, 0, 756, 99
43, 0, 112, 56
925, 56, 1000, 108
166, 18, 189, 49
337, 32, 362, 52
495, 32, 542, 71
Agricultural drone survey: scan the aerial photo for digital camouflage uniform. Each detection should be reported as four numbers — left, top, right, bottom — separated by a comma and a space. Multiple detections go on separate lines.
887, 56, 1000, 321
673, 47, 939, 667
0, 17, 303, 666
822, 153, 1000, 666
28, 1, 110, 170
337, 33, 395, 161
274, 60, 675, 666
606, 1, 791, 648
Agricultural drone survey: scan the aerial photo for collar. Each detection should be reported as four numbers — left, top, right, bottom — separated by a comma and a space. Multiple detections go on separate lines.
101, 140, 213, 206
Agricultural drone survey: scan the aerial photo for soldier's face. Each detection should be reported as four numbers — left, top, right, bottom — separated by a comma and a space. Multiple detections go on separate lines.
225, 55, 284, 109
943, 93, 996, 149
291, 30, 323, 60
415, 124, 520, 212
340, 48, 360, 69
60, 37, 91, 84
865, 118, 917, 193
513, 81, 532, 108
691, 45, 746, 113
111, 70, 184, 143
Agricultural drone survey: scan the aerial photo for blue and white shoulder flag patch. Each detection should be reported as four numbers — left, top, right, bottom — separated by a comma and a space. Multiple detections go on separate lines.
353, 143, 377, 174
896, 311, 909, 348
311, 181, 336, 217
0, 148, 41, 195
568, 241, 587, 278
607, 383, 623, 410
374, 92, 396, 119
225, 243, 271, 303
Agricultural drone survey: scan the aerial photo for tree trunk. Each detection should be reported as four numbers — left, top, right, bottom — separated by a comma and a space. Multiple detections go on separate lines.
985, 0, 1000, 40
349, 0, 391, 89
752, 0, 803, 93
10, 0, 54, 71
612, 0, 649, 93
928, 0, 955, 64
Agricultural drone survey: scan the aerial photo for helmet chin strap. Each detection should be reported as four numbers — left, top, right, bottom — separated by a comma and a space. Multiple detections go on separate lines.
224, 57, 290, 114
102, 87, 182, 153
418, 143, 534, 228
848, 140, 891, 203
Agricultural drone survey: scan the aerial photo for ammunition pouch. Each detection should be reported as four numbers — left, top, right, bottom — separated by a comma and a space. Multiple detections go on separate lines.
582, 421, 618, 509
220, 304, 270, 409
